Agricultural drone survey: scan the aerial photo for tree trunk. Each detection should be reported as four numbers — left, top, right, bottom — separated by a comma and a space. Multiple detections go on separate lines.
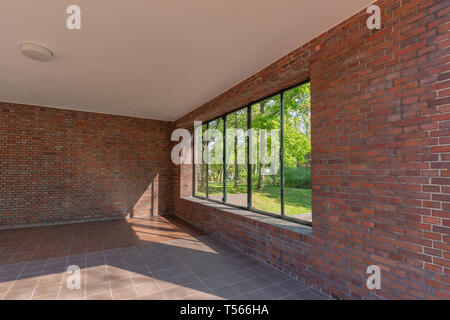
200, 141, 207, 191
234, 122, 239, 187
257, 103, 265, 192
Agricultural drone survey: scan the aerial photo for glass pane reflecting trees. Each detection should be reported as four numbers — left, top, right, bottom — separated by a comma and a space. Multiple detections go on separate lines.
195, 123, 207, 197
225, 109, 248, 207
207, 118, 224, 202
193, 82, 311, 224
251, 95, 281, 215
283, 83, 312, 221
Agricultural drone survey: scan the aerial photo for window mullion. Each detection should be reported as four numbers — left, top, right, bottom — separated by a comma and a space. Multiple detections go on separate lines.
192, 127, 196, 197
280, 92, 285, 217
247, 106, 252, 210
223, 115, 227, 203
190, 80, 311, 227
206, 122, 209, 199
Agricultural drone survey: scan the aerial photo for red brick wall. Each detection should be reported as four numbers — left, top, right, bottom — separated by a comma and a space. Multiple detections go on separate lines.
173, 0, 450, 299
0, 103, 173, 227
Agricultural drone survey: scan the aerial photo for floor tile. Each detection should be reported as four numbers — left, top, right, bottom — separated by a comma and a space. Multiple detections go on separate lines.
109, 277, 133, 290
211, 285, 240, 299
111, 287, 138, 300
134, 281, 160, 296
87, 291, 112, 300
58, 288, 85, 300
291, 288, 328, 300
0, 216, 326, 301
33, 283, 61, 298
139, 291, 165, 300
161, 286, 191, 299
86, 282, 110, 297
3, 288, 33, 300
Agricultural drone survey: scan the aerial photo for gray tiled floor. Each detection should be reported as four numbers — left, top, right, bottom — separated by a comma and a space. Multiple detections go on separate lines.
0, 232, 328, 300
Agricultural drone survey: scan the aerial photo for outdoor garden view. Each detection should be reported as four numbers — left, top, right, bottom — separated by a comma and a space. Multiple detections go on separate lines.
195, 82, 311, 222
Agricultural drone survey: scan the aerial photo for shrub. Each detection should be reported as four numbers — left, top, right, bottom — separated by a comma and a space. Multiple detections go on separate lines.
284, 166, 311, 189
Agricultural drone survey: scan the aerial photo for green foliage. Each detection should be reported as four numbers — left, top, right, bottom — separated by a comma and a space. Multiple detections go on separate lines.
197, 83, 312, 202
284, 83, 311, 166
207, 184, 312, 215
250, 83, 311, 167
247, 166, 311, 189
253, 186, 311, 215
209, 183, 247, 194
284, 166, 311, 189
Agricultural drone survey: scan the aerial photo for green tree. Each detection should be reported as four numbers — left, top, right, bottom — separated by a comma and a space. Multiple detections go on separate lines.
284, 83, 311, 167
251, 95, 281, 191
226, 110, 247, 188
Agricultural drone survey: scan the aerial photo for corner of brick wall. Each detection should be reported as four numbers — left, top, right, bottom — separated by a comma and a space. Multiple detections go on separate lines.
172, 0, 450, 299
0, 103, 174, 227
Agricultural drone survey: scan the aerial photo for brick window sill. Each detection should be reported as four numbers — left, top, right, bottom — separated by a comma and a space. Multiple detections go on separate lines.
181, 197, 313, 237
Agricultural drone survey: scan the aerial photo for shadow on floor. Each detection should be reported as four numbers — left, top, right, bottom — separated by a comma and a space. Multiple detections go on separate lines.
0, 216, 326, 300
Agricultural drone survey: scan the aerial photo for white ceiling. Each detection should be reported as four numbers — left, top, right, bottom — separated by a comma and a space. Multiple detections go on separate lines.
0, 0, 373, 121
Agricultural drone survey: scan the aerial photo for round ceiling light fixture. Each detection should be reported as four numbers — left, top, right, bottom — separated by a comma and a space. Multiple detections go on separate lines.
19, 42, 54, 62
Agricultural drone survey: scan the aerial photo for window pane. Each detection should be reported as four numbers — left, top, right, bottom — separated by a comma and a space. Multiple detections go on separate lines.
195, 124, 207, 197
251, 95, 281, 215
207, 118, 224, 202
283, 83, 311, 222
225, 109, 248, 207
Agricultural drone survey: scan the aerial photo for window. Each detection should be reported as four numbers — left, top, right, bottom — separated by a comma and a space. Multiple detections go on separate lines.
193, 81, 311, 225
251, 95, 282, 215
207, 118, 224, 202
225, 109, 248, 207
283, 84, 311, 220
194, 123, 207, 197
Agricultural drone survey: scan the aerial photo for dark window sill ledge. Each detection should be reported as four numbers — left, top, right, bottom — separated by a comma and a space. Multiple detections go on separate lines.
180, 197, 313, 237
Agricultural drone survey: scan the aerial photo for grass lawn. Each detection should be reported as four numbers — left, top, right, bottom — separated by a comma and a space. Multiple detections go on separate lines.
206, 183, 311, 215
253, 186, 311, 215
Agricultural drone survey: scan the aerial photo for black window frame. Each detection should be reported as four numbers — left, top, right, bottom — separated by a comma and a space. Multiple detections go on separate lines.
193, 79, 312, 227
